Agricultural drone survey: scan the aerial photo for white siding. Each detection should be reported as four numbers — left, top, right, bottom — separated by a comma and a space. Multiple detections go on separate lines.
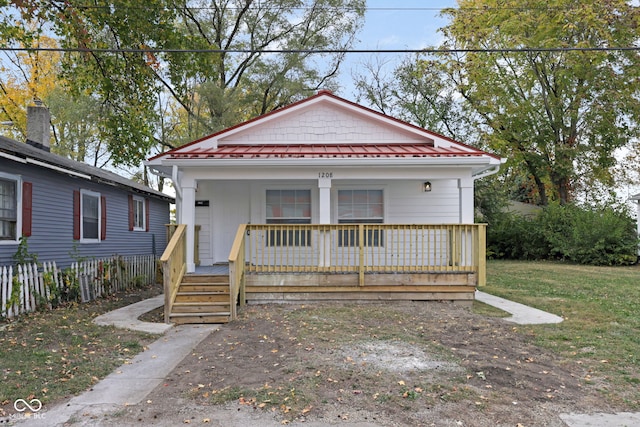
195, 182, 213, 265
195, 179, 463, 264
384, 180, 460, 224
221, 105, 426, 144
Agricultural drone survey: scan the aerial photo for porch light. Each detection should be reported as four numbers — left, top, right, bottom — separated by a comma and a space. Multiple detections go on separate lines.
423, 181, 432, 192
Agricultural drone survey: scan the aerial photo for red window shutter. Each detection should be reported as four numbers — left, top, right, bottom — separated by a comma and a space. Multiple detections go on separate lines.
22, 182, 33, 237
73, 190, 80, 240
100, 196, 107, 240
145, 198, 150, 232
128, 194, 134, 231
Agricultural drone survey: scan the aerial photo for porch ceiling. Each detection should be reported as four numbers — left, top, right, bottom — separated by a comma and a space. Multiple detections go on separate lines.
167, 142, 489, 160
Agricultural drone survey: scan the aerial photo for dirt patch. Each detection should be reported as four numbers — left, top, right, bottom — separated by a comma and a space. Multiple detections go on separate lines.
111, 301, 618, 426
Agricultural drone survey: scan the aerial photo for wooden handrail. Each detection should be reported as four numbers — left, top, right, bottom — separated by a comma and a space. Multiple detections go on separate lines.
242, 224, 487, 285
228, 224, 248, 320
166, 224, 201, 266
161, 224, 186, 323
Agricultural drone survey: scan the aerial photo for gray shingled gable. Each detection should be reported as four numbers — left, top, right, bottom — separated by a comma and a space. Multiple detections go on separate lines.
0, 135, 173, 202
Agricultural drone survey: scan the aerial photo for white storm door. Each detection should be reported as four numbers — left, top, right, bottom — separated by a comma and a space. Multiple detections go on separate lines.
212, 182, 250, 263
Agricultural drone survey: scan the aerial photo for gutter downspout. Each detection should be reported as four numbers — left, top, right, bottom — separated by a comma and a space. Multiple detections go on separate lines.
472, 163, 503, 181
172, 165, 183, 199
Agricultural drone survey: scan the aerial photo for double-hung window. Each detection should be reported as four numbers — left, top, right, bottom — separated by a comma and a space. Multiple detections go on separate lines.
74, 189, 106, 242
128, 194, 148, 232
81, 190, 101, 241
132, 196, 145, 231
337, 189, 384, 247
266, 189, 311, 246
0, 175, 19, 242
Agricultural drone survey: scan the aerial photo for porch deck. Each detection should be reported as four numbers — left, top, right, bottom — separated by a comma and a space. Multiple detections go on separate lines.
162, 223, 486, 323
194, 264, 230, 275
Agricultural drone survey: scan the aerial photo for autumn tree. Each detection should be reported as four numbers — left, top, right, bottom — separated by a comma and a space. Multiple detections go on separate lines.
438, 0, 640, 205
355, 1, 639, 205
0, 29, 60, 140
2, 0, 365, 167
354, 54, 475, 143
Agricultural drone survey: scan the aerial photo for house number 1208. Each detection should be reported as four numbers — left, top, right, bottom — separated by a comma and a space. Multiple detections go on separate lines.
318, 172, 333, 178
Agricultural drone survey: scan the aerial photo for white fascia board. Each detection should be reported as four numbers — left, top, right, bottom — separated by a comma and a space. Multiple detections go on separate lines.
161, 156, 498, 169
178, 164, 475, 181
26, 158, 92, 180
0, 151, 28, 163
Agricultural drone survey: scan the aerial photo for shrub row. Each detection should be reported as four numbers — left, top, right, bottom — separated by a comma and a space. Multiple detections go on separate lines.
487, 204, 638, 265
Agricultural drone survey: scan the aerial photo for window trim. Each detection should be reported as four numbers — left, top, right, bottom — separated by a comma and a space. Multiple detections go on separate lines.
80, 189, 101, 243
0, 172, 21, 245
265, 189, 312, 247
132, 195, 146, 231
336, 188, 385, 248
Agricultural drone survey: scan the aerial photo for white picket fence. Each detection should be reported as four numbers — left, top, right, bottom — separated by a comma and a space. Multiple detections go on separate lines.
0, 255, 158, 320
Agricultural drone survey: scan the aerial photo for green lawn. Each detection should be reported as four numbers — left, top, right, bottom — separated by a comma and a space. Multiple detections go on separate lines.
0, 285, 160, 416
484, 260, 640, 407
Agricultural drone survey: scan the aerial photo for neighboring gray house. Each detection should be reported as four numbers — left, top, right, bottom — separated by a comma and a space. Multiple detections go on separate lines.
0, 104, 173, 267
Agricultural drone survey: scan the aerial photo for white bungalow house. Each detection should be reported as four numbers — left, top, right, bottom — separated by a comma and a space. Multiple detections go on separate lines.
146, 90, 503, 324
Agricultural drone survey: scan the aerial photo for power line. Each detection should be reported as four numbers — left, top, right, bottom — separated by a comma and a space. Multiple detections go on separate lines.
1, 46, 639, 54
16, 4, 621, 12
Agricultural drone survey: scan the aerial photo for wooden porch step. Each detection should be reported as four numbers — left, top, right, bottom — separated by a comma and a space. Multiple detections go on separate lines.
168, 273, 233, 324
172, 301, 231, 313
181, 274, 229, 284
169, 312, 232, 324
179, 284, 230, 292
175, 291, 230, 303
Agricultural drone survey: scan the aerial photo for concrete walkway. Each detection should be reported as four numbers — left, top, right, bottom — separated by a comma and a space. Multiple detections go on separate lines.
93, 294, 173, 334
14, 291, 638, 427
17, 296, 218, 426
475, 290, 564, 324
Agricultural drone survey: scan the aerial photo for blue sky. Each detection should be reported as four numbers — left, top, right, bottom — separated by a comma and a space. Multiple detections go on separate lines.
338, 1, 458, 98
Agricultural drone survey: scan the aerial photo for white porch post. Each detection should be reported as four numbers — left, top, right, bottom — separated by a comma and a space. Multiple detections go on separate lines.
318, 177, 332, 267
458, 178, 474, 223
318, 177, 332, 224
181, 182, 197, 273
458, 178, 474, 266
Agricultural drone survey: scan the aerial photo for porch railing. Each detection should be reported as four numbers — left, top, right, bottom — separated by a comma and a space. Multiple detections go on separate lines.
160, 224, 187, 323
166, 224, 201, 266
231, 223, 486, 286
228, 224, 248, 318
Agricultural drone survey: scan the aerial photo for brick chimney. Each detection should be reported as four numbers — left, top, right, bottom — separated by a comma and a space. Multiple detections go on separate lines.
26, 99, 51, 152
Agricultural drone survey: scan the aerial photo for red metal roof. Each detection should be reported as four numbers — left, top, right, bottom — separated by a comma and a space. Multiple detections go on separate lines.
168, 143, 488, 160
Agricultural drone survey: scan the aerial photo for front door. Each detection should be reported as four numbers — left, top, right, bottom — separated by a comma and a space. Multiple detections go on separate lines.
212, 182, 250, 263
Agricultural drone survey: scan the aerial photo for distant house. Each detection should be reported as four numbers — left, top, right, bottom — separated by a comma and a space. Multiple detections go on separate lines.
0, 103, 174, 267
631, 193, 640, 244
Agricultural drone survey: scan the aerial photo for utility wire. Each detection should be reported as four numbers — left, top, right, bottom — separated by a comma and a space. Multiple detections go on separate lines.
1, 46, 639, 53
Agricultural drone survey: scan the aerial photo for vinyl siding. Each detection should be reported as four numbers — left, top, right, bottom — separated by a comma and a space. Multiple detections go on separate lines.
192, 179, 464, 262
195, 179, 462, 226
0, 159, 171, 267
